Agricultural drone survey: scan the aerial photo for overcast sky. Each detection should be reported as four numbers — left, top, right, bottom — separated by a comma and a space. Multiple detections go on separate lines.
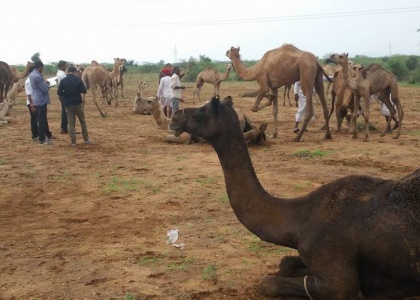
2, 0, 419, 65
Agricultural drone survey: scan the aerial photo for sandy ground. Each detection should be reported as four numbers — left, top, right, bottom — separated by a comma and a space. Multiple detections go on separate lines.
1, 75, 419, 300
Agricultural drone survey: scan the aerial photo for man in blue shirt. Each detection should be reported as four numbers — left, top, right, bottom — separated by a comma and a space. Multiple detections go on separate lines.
29, 60, 53, 145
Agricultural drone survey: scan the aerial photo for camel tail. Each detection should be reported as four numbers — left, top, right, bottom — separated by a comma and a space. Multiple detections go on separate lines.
317, 62, 333, 83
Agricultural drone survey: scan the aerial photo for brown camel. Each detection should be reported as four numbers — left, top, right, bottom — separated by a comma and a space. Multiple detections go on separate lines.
9, 61, 34, 83
0, 61, 13, 103
329, 53, 403, 141
81, 60, 115, 117
282, 84, 293, 107
192, 64, 231, 102
169, 95, 420, 299
226, 44, 332, 142
132, 81, 150, 114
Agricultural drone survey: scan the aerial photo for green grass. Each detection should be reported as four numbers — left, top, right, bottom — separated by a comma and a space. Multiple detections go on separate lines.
202, 263, 217, 282
166, 257, 195, 271
216, 194, 229, 204
100, 176, 161, 195
294, 180, 313, 191
291, 149, 331, 159
121, 293, 137, 300
0, 159, 8, 165
138, 255, 158, 266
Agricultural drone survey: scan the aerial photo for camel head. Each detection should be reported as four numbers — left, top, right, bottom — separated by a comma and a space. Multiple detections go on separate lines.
170, 95, 235, 140
226, 64, 232, 70
352, 63, 367, 79
133, 93, 156, 114
328, 53, 349, 66
244, 122, 268, 146
137, 81, 149, 92
226, 47, 240, 60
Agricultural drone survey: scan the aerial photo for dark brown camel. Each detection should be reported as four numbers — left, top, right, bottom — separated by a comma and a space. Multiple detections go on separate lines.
0, 61, 13, 103
169, 95, 420, 299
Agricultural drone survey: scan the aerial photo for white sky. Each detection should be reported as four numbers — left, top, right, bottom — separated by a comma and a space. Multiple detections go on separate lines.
1, 0, 419, 65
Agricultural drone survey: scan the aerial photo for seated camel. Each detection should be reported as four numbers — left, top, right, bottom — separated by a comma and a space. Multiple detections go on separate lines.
169, 95, 420, 299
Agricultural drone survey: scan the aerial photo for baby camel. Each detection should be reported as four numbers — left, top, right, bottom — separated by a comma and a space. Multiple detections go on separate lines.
169, 95, 420, 299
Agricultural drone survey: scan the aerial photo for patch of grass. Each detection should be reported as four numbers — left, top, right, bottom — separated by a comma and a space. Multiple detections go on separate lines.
356, 121, 377, 131
294, 180, 313, 191
138, 255, 158, 266
121, 293, 137, 300
216, 194, 229, 204
409, 130, 420, 136
196, 177, 216, 185
0, 159, 8, 165
100, 176, 161, 195
202, 263, 217, 282
166, 257, 194, 271
52, 171, 71, 181
291, 149, 331, 159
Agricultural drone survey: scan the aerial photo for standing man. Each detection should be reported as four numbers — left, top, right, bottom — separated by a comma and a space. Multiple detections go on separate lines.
57, 66, 90, 146
56, 60, 68, 134
29, 60, 53, 145
157, 68, 172, 117
170, 66, 185, 118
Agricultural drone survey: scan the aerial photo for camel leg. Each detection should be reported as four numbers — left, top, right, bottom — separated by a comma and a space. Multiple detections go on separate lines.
91, 88, 106, 118
215, 82, 221, 98
278, 255, 308, 277
362, 95, 370, 142
352, 95, 361, 139
251, 86, 270, 112
270, 88, 279, 138
389, 82, 403, 139
287, 87, 292, 107
316, 86, 332, 140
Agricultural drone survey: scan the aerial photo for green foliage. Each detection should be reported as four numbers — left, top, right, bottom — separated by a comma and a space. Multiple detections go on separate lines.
202, 263, 217, 281
406, 56, 418, 71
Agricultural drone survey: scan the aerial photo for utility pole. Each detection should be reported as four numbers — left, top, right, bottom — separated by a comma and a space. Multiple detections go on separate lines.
174, 44, 178, 63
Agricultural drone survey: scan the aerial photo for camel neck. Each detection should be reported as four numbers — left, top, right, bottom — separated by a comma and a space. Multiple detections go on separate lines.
209, 121, 309, 249
152, 105, 169, 130
230, 58, 259, 81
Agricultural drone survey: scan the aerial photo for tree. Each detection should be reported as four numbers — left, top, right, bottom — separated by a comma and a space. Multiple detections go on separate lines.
406, 56, 418, 71
31, 52, 41, 62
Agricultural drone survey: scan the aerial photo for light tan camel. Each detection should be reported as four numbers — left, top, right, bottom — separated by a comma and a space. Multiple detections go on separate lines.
322, 63, 337, 101
132, 81, 150, 115
0, 61, 13, 103
169, 95, 420, 299
115, 59, 127, 102
193, 64, 231, 102
0, 82, 24, 123
226, 44, 332, 142
329, 53, 403, 141
81, 60, 115, 117
10, 61, 34, 83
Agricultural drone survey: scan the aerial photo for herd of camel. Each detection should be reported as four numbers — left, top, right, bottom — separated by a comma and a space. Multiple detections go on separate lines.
0, 44, 418, 299
0, 43, 403, 143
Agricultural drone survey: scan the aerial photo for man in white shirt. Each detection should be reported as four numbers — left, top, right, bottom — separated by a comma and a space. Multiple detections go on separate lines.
56, 60, 68, 134
157, 68, 173, 117
293, 81, 315, 133
170, 67, 186, 118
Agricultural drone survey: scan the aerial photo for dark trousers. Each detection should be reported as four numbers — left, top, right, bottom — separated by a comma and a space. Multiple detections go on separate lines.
35, 104, 52, 142
27, 105, 39, 139
59, 96, 68, 131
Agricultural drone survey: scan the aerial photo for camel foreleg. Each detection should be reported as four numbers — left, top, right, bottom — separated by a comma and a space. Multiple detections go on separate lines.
251, 88, 271, 112
292, 95, 315, 142
270, 89, 279, 138
362, 95, 371, 142
352, 94, 361, 139
91, 88, 107, 118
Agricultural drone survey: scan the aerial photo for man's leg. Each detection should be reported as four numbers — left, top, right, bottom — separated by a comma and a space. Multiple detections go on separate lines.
66, 106, 76, 145
36, 104, 47, 143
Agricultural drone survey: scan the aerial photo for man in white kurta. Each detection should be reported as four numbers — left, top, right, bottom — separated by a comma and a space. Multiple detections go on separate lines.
170, 67, 185, 118
293, 81, 315, 133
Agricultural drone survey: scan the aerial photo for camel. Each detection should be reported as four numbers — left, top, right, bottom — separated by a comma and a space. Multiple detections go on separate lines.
0, 82, 24, 123
169, 95, 420, 299
329, 53, 404, 141
115, 59, 127, 102
226, 44, 332, 142
192, 64, 231, 102
322, 62, 337, 100
132, 81, 150, 115
136, 95, 267, 145
0, 61, 13, 103
282, 84, 293, 107
9, 61, 34, 83
81, 60, 115, 117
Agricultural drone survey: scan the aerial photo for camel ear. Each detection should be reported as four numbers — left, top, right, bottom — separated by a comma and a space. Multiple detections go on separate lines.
223, 96, 233, 107
238, 46, 240, 51
259, 122, 268, 131
344, 53, 348, 58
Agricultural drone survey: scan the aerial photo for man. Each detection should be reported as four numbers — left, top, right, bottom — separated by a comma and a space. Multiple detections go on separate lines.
57, 66, 90, 146
56, 60, 68, 134
157, 68, 172, 117
293, 81, 315, 133
170, 66, 185, 118
29, 60, 53, 145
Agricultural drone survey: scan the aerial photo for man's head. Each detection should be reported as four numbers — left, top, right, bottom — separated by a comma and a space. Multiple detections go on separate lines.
173, 67, 180, 75
67, 66, 77, 74
58, 60, 67, 70
34, 60, 44, 70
